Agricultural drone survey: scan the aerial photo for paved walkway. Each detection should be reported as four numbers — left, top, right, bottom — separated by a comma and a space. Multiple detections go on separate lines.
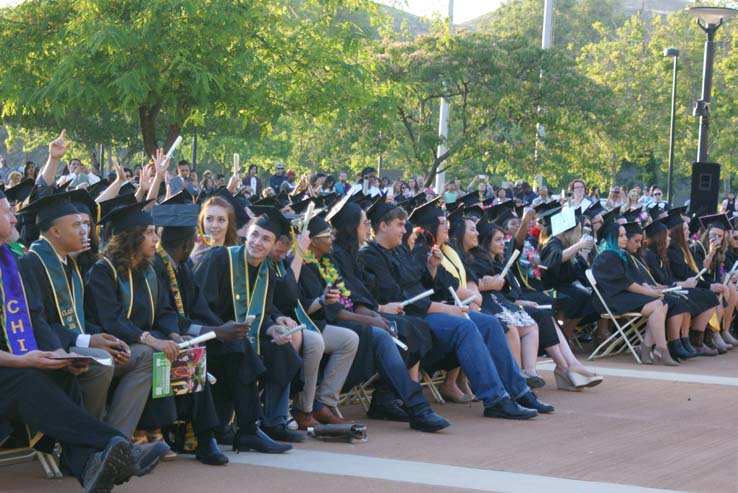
2, 351, 737, 493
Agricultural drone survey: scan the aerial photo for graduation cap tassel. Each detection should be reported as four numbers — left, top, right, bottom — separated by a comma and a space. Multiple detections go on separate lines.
197, 220, 215, 248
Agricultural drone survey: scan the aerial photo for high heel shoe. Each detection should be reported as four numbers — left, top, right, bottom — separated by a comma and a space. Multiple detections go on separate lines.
554, 366, 582, 391
569, 367, 604, 388
652, 346, 680, 367
638, 344, 654, 365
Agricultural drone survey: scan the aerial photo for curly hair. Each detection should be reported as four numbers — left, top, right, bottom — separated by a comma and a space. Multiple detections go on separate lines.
103, 225, 152, 276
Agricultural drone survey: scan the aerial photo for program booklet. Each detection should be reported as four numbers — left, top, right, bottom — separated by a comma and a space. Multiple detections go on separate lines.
152, 347, 207, 399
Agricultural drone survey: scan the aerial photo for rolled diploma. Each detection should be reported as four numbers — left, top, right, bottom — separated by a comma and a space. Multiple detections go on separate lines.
448, 286, 471, 319
233, 153, 240, 175
499, 249, 521, 279
178, 331, 217, 349
165, 135, 183, 160
400, 289, 435, 308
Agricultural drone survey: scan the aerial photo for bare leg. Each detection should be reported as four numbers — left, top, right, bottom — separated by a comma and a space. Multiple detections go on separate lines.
517, 324, 540, 372
681, 313, 691, 338
667, 315, 681, 341
641, 300, 667, 349
505, 325, 522, 366
408, 361, 420, 383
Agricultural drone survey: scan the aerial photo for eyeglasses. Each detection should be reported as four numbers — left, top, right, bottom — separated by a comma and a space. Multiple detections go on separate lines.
654, 192, 663, 196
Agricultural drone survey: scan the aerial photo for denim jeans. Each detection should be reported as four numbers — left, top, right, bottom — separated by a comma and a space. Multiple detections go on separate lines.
424, 311, 529, 408
261, 381, 290, 427
370, 326, 428, 414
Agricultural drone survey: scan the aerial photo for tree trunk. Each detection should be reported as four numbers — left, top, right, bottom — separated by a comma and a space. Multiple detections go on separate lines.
164, 124, 181, 157
138, 105, 160, 158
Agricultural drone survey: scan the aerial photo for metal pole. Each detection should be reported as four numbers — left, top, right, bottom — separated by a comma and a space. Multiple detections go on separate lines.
665, 48, 679, 203
192, 132, 198, 171
434, 0, 453, 195
541, 0, 554, 49
696, 25, 717, 163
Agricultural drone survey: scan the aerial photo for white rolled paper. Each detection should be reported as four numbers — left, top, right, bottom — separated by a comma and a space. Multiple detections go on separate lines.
661, 286, 682, 294
536, 304, 552, 310
693, 268, 708, 281
400, 289, 435, 308
461, 294, 477, 306
392, 337, 409, 351
499, 249, 521, 279
448, 286, 471, 319
280, 324, 306, 338
165, 135, 183, 160
178, 331, 217, 349
233, 153, 240, 175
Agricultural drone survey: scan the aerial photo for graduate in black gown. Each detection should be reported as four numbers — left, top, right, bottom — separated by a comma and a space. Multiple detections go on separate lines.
666, 213, 723, 355
537, 207, 599, 338
591, 222, 677, 366
640, 214, 719, 358
192, 210, 304, 453
297, 214, 450, 431
689, 213, 738, 351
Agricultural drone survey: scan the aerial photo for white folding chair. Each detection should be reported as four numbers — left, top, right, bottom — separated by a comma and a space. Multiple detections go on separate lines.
585, 269, 646, 363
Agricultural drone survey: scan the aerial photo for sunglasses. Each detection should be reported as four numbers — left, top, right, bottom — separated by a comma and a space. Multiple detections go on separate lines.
654, 192, 663, 196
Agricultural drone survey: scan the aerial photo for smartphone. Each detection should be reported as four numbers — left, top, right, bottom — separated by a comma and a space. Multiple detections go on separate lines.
245, 315, 256, 326
387, 321, 398, 336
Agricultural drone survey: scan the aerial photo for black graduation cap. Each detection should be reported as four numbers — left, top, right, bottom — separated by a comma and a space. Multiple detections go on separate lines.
699, 213, 732, 231
324, 193, 353, 224
98, 192, 138, 218
457, 191, 483, 208
99, 199, 154, 235
314, 193, 338, 209
307, 215, 332, 238
212, 187, 249, 229
483, 200, 515, 224
366, 196, 397, 226
482, 197, 495, 207
152, 203, 199, 228
622, 208, 643, 223
276, 192, 291, 206
647, 201, 669, 220
600, 206, 622, 226
583, 201, 605, 219
668, 205, 687, 218
533, 201, 559, 215
623, 222, 643, 237
464, 204, 485, 219
161, 189, 195, 206
664, 212, 685, 230
86, 179, 111, 200
408, 196, 444, 229
68, 189, 100, 222
397, 191, 427, 214
447, 204, 466, 224
4, 179, 35, 204
445, 200, 462, 213
119, 182, 136, 196
288, 196, 315, 215
19, 191, 81, 230
251, 205, 293, 238
55, 180, 71, 193
251, 196, 281, 208
643, 217, 668, 238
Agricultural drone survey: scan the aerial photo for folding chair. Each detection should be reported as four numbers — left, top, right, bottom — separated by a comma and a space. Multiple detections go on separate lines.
585, 269, 646, 363
0, 448, 62, 479
337, 373, 380, 413
420, 370, 446, 404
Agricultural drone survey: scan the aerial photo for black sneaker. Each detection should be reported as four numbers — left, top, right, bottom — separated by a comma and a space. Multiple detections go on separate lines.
483, 396, 538, 420
516, 391, 554, 414
261, 424, 306, 443
82, 436, 132, 492
409, 408, 450, 433
367, 398, 409, 422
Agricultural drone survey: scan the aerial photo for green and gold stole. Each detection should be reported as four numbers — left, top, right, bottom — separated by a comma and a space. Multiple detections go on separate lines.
228, 245, 269, 353
273, 259, 321, 333
101, 257, 158, 328
156, 243, 185, 317
29, 237, 85, 333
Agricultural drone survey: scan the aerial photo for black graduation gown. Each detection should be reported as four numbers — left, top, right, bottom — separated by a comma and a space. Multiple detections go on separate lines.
591, 250, 655, 315
642, 249, 718, 316
191, 246, 299, 387
19, 253, 104, 351
296, 256, 375, 390
358, 241, 455, 373
625, 252, 689, 318
668, 242, 712, 288
539, 238, 597, 320
690, 240, 721, 283
332, 244, 432, 368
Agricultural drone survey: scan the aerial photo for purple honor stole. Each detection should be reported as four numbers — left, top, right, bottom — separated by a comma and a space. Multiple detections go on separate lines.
0, 245, 38, 354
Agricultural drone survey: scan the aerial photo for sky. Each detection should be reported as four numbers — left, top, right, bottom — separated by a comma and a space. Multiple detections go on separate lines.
0, 0, 503, 24
379, 0, 504, 24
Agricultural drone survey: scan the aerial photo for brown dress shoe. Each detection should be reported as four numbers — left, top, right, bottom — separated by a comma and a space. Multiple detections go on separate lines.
293, 411, 320, 430
312, 407, 349, 425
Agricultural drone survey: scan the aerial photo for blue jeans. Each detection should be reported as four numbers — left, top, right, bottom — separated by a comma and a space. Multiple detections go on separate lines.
423, 312, 529, 408
370, 326, 428, 414
261, 382, 290, 427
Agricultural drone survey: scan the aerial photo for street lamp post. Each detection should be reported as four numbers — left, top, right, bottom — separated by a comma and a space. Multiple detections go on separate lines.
689, 7, 737, 163
664, 47, 679, 204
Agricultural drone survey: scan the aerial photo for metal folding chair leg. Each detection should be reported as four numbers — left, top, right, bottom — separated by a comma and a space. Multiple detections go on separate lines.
420, 370, 446, 404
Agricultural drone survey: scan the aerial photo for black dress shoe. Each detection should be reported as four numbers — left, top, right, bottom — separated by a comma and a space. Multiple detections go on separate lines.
82, 436, 133, 492
214, 427, 234, 446
367, 398, 410, 422
233, 428, 292, 454
408, 408, 450, 433
261, 424, 306, 443
516, 391, 554, 414
195, 437, 229, 466
129, 440, 169, 477
483, 396, 538, 420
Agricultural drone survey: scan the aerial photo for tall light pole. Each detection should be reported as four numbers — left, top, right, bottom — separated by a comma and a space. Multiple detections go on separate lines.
689, 7, 737, 163
664, 47, 679, 204
434, 0, 453, 195
535, 0, 553, 176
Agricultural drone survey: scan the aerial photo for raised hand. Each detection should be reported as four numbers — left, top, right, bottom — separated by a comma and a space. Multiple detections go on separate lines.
152, 148, 170, 178
112, 157, 126, 182
48, 129, 72, 160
